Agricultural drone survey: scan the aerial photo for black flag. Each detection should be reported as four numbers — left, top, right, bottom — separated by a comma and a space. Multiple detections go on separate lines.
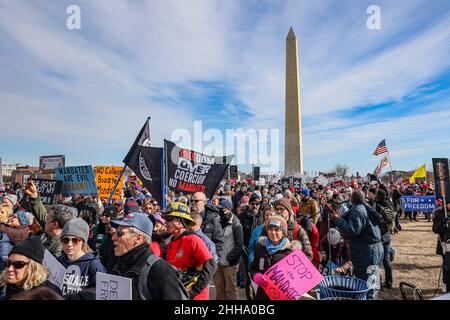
164, 140, 234, 199
123, 119, 162, 204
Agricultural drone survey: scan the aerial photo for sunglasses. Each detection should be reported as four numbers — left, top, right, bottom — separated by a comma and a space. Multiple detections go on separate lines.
116, 229, 133, 238
191, 199, 203, 203
61, 237, 82, 245
7, 260, 30, 269
250, 202, 260, 206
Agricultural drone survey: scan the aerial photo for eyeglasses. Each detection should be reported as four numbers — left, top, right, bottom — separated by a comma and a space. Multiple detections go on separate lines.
61, 237, 81, 245
7, 260, 30, 269
191, 199, 203, 203
116, 229, 134, 238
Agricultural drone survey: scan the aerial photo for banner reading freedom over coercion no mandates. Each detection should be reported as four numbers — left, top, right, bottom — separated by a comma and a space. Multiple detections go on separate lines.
55, 165, 98, 196
96, 166, 124, 199
165, 140, 234, 199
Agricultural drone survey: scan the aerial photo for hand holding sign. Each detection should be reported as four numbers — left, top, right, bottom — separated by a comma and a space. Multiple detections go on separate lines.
253, 250, 323, 300
24, 179, 38, 199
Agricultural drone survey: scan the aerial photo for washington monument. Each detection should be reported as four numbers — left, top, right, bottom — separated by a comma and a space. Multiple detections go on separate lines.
285, 27, 304, 175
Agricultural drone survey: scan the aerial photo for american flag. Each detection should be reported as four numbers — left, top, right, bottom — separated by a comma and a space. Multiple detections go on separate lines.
373, 139, 388, 156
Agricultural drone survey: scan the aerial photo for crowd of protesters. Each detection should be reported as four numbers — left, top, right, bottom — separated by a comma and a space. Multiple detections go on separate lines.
0, 175, 447, 300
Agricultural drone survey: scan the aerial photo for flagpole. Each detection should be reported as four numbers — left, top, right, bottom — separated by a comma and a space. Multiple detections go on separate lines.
162, 140, 167, 209
106, 165, 127, 208
386, 150, 393, 184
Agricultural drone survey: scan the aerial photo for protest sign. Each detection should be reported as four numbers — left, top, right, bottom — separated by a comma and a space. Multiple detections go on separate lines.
55, 165, 98, 196
230, 165, 238, 179
253, 166, 260, 181
165, 140, 234, 199
39, 155, 65, 173
253, 249, 324, 300
317, 175, 329, 186
96, 272, 132, 300
401, 196, 436, 212
96, 166, 124, 199
42, 250, 66, 289
281, 177, 292, 190
292, 177, 302, 190
432, 158, 450, 204
33, 179, 62, 205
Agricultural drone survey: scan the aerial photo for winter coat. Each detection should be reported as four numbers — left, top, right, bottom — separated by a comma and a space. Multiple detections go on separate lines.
152, 232, 172, 260
239, 206, 264, 248
335, 203, 383, 281
250, 237, 302, 300
432, 206, 450, 255
111, 243, 184, 300
298, 197, 319, 224
166, 231, 217, 300
375, 199, 395, 243
98, 233, 117, 272
287, 220, 314, 261
40, 233, 62, 258
200, 205, 224, 259
0, 280, 62, 300
248, 224, 264, 265
219, 214, 244, 267
0, 233, 13, 272
58, 251, 106, 296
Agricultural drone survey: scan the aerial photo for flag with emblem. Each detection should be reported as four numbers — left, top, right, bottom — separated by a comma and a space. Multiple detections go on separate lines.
373, 155, 390, 176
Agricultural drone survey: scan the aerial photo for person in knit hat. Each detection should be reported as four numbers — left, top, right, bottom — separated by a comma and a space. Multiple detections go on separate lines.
0, 236, 61, 299
57, 218, 105, 298
274, 199, 313, 261
250, 214, 302, 300
298, 188, 319, 225
2, 193, 18, 211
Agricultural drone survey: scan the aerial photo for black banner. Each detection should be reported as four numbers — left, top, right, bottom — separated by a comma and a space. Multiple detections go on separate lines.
432, 158, 450, 203
253, 166, 260, 181
281, 178, 292, 190
165, 140, 234, 199
124, 145, 163, 204
33, 179, 62, 205
230, 165, 238, 179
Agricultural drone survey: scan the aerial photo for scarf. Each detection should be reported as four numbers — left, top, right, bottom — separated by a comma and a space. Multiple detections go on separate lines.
265, 237, 288, 256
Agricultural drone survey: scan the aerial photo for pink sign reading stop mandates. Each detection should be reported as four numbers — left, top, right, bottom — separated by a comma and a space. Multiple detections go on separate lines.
254, 250, 324, 300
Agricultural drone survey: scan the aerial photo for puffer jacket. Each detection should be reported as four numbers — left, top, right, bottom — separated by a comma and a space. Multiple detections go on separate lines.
335, 203, 383, 280
250, 237, 302, 300
0, 233, 13, 272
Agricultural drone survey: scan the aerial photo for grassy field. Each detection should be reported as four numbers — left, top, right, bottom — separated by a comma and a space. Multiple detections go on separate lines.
378, 217, 444, 300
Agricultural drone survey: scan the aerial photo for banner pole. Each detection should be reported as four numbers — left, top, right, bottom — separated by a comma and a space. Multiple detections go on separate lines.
106, 165, 127, 208
162, 141, 167, 209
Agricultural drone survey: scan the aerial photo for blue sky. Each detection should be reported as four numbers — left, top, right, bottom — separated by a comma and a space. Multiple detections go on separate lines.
1, 0, 450, 175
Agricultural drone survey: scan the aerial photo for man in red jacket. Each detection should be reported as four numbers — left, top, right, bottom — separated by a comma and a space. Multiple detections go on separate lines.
164, 202, 217, 300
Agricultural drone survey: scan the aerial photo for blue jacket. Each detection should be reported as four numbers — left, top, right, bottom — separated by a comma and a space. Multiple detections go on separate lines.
335, 204, 383, 275
58, 252, 106, 296
195, 229, 219, 263
248, 224, 264, 265
0, 233, 13, 272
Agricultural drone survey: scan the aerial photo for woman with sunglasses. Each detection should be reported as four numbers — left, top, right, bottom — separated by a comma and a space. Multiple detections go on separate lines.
0, 236, 61, 299
57, 218, 105, 298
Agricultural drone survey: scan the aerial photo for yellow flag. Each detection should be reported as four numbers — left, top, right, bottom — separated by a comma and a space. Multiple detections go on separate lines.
409, 164, 426, 183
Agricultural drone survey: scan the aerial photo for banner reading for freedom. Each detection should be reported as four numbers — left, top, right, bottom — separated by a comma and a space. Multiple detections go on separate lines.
401, 196, 436, 212
33, 179, 62, 205
96, 166, 124, 199
55, 165, 98, 196
165, 140, 234, 199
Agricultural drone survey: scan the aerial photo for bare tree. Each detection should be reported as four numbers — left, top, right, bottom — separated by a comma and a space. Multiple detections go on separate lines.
334, 163, 350, 178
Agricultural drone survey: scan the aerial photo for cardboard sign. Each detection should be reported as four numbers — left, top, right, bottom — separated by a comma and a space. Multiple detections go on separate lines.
42, 250, 66, 289
253, 249, 324, 300
96, 166, 124, 199
96, 272, 132, 300
33, 179, 62, 205
317, 176, 329, 186
39, 155, 65, 173
401, 196, 436, 212
55, 165, 98, 196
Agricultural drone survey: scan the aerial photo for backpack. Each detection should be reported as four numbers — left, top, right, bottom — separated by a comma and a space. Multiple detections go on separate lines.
377, 205, 396, 235
138, 255, 190, 300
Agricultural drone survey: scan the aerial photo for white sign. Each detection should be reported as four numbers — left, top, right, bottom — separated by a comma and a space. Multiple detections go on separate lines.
317, 176, 329, 186
42, 249, 66, 289
96, 272, 132, 300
